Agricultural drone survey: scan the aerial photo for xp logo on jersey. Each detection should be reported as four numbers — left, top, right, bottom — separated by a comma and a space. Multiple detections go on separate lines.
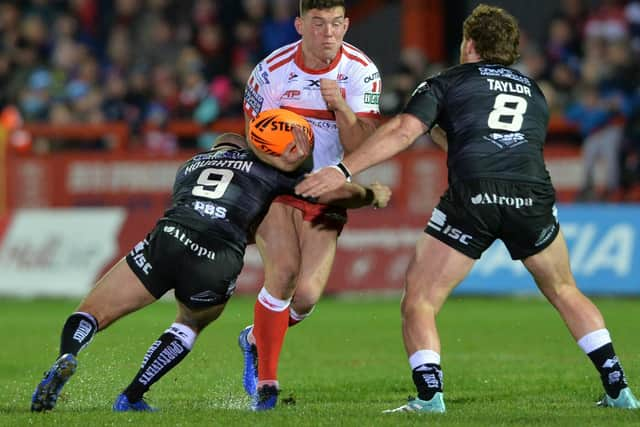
470, 193, 533, 208
305, 79, 320, 88
428, 208, 473, 245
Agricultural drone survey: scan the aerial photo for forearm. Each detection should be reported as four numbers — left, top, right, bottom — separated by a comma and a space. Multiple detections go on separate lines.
341, 115, 416, 176
335, 108, 377, 154
317, 183, 374, 208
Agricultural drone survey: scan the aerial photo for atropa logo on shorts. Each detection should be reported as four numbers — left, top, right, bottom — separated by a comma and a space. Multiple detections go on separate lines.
163, 226, 216, 260
470, 193, 533, 208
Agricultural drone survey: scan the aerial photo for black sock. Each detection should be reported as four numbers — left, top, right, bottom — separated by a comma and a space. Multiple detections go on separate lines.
412, 363, 443, 401
59, 312, 98, 357
587, 343, 628, 398
123, 331, 191, 403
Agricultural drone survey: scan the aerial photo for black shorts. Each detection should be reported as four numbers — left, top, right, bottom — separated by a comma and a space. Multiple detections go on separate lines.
126, 220, 243, 310
425, 179, 560, 260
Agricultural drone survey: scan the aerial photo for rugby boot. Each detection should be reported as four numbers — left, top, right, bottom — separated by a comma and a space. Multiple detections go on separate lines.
597, 388, 640, 409
251, 384, 279, 411
31, 353, 78, 412
238, 325, 258, 397
112, 393, 157, 412
382, 392, 446, 413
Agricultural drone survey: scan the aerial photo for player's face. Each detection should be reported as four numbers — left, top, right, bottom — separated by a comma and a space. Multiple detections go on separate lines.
296, 7, 349, 63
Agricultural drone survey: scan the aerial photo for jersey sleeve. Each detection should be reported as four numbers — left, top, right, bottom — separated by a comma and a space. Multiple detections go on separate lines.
403, 75, 448, 130
243, 61, 279, 118
347, 61, 382, 119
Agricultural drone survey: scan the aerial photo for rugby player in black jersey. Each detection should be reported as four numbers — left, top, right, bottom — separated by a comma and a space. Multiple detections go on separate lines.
296, 4, 638, 413
30, 129, 391, 412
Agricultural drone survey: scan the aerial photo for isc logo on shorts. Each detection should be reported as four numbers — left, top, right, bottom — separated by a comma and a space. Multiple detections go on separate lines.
130, 239, 152, 275
427, 208, 473, 245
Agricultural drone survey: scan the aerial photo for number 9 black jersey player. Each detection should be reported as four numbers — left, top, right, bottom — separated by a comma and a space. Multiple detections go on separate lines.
31, 132, 391, 413
296, 4, 638, 413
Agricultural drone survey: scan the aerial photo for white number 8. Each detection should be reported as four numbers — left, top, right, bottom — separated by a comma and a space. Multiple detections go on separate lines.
487, 94, 528, 132
192, 168, 234, 199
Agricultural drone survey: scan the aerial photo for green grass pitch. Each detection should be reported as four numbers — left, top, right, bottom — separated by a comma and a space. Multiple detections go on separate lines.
1, 295, 638, 426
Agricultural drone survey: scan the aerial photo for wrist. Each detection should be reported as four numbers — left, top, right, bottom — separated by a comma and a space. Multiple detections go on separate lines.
329, 161, 352, 182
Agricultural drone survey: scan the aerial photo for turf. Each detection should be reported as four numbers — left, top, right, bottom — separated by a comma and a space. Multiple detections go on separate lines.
1, 296, 639, 426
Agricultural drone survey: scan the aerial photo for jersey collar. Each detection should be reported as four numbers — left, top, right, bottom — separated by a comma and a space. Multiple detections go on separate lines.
294, 44, 343, 75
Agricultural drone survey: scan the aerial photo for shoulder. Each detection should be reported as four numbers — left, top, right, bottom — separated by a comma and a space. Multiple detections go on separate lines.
260, 40, 301, 73
342, 42, 378, 70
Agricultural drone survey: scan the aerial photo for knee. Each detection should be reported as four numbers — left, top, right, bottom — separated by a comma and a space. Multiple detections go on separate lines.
263, 261, 298, 298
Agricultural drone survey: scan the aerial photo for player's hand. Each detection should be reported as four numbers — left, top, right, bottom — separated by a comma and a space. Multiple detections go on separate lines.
295, 166, 345, 198
281, 125, 312, 164
320, 78, 347, 112
370, 182, 391, 208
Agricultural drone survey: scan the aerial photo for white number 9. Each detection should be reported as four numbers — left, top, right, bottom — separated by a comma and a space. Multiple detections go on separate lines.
192, 168, 234, 199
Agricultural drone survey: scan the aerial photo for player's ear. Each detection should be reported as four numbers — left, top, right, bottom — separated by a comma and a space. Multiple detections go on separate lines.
294, 16, 303, 36
343, 17, 350, 33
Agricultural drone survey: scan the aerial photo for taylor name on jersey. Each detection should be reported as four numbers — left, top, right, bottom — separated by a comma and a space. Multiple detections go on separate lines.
243, 40, 382, 170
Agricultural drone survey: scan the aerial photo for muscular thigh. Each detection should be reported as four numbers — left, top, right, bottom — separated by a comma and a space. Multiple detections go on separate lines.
256, 202, 302, 282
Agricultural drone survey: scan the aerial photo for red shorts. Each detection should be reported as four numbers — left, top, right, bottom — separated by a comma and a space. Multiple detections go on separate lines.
274, 195, 347, 233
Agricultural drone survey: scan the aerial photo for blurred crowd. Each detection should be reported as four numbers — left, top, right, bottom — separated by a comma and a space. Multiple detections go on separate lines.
2, 0, 640, 199
0, 0, 300, 151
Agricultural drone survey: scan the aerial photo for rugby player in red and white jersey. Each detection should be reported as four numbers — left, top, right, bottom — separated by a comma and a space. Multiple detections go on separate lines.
238, 0, 382, 410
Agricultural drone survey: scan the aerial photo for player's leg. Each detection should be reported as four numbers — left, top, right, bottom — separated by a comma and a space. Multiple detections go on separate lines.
31, 258, 157, 412
287, 219, 339, 324
114, 301, 226, 412
239, 202, 300, 403
523, 231, 639, 408
385, 233, 475, 413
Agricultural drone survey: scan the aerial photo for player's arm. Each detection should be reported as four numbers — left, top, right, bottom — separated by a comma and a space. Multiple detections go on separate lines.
429, 125, 448, 152
295, 113, 426, 197
320, 78, 379, 154
317, 182, 391, 209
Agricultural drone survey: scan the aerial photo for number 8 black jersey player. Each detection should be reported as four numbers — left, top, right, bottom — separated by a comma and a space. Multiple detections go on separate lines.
31, 131, 391, 412
297, 4, 638, 413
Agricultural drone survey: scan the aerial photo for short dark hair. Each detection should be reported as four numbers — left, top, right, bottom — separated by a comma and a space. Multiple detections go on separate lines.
299, 0, 346, 16
463, 4, 520, 65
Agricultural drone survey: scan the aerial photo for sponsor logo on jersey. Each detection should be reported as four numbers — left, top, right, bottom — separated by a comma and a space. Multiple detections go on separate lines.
470, 193, 533, 208
364, 72, 380, 83
163, 225, 216, 260
130, 239, 152, 275
305, 79, 321, 88
363, 92, 379, 104
255, 63, 270, 85
427, 208, 473, 245
282, 89, 301, 99
337, 73, 349, 81
478, 67, 531, 86
288, 72, 299, 81
193, 200, 228, 219
244, 87, 264, 113
483, 132, 528, 148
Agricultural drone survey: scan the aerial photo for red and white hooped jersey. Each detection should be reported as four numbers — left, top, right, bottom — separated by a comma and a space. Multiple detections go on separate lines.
244, 40, 382, 170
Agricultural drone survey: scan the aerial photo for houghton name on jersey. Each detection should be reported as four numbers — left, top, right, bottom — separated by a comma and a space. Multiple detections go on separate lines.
162, 148, 311, 253
243, 40, 382, 170
404, 62, 552, 186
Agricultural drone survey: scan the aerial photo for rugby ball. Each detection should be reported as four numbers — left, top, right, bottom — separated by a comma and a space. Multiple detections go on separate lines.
248, 108, 314, 156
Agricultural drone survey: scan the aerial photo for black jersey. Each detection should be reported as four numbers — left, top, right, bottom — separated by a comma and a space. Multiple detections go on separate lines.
161, 148, 310, 253
404, 62, 552, 185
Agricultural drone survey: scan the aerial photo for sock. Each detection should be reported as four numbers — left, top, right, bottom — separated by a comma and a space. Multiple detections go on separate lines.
409, 349, 443, 401
412, 364, 444, 401
253, 287, 291, 385
123, 323, 196, 402
288, 306, 314, 327
578, 329, 628, 398
59, 312, 98, 357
